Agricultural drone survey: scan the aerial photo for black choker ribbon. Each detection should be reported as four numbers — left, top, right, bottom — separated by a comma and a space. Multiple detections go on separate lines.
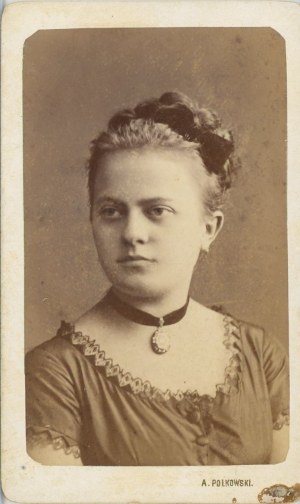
104, 289, 190, 355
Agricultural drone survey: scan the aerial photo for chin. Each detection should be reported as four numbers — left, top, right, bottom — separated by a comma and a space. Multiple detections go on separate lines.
109, 275, 173, 301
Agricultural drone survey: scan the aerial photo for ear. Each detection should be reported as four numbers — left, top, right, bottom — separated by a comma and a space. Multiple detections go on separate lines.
202, 211, 224, 252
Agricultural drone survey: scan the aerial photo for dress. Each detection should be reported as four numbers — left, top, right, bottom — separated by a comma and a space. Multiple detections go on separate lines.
25, 315, 289, 466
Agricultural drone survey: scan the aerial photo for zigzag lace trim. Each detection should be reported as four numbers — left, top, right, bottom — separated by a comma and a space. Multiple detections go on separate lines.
26, 426, 81, 458
217, 316, 242, 394
57, 315, 242, 403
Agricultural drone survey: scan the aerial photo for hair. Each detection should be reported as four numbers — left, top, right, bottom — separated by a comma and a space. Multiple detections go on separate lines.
87, 91, 240, 214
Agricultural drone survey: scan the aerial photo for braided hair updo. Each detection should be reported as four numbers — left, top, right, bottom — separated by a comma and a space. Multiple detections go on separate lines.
87, 91, 239, 214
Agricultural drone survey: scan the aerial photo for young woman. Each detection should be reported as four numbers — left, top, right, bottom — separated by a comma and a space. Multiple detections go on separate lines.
26, 92, 289, 466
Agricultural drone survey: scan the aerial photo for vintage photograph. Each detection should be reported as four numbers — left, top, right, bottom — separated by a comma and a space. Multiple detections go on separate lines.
23, 27, 289, 466
2, 2, 300, 503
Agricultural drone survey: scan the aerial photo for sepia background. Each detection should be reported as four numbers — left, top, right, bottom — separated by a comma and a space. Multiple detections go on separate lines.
23, 28, 287, 352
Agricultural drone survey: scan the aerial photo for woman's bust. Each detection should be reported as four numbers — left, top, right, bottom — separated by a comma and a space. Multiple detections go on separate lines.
77, 91, 238, 394
25, 91, 289, 466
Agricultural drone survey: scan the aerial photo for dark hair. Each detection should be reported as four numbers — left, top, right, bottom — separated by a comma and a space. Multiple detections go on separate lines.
87, 91, 240, 213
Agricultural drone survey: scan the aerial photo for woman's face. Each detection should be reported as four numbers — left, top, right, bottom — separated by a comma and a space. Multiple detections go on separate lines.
91, 148, 222, 300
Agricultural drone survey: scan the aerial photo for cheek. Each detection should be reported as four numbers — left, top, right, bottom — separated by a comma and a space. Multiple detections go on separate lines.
179, 233, 203, 261
163, 220, 204, 260
92, 223, 117, 255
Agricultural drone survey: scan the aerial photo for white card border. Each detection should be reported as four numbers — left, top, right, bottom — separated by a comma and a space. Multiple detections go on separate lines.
1, 2, 300, 503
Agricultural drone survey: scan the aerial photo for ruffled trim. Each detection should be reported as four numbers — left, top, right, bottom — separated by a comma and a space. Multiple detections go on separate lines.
216, 316, 242, 395
57, 314, 242, 403
27, 426, 81, 458
273, 410, 290, 430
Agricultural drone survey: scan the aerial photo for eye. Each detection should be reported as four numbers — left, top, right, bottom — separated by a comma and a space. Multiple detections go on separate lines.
99, 206, 122, 219
147, 206, 174, 218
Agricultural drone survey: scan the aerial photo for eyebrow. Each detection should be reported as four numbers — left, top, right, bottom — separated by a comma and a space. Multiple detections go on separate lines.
94, 196, 123, 206
94, 196, 175, 206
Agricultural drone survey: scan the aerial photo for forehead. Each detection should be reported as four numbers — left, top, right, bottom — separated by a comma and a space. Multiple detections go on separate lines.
93, 148, 208, 201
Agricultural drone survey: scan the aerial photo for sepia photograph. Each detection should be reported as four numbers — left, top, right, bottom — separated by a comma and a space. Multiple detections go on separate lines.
1, 2, 300, 503
24, 26, 289, 467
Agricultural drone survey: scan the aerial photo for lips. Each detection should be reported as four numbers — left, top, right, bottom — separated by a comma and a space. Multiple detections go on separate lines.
117, 255, 154, 263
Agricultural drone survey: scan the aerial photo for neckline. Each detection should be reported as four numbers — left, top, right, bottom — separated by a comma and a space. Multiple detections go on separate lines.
104, 288, 190, 327
56, 314, 242, 403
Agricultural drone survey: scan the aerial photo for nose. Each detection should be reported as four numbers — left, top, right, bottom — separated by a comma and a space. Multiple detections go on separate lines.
121, 209, 149, 245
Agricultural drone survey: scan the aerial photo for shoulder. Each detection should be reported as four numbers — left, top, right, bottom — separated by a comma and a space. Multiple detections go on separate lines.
25, 323, 88, 376
223, 316, 289, 382
187, 299, 265, 347
26, 295, 109, 371
26, 332, 71, 362
191, 300, 288, 369
236, 318, 287, 360
197, 301, 285, 356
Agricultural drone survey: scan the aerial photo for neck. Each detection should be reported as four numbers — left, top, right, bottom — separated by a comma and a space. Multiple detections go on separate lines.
110, 286, 190, 318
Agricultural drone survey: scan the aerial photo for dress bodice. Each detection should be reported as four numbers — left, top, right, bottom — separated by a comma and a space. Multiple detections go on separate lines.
25, 316, 289, 465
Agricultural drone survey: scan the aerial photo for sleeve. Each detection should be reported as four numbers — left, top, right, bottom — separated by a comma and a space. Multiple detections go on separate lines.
25, 345, 82, 456
262, 331, 289, 430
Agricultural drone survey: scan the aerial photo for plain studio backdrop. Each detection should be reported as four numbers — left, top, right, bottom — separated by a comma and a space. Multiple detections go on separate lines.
23, 28, 287, 353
